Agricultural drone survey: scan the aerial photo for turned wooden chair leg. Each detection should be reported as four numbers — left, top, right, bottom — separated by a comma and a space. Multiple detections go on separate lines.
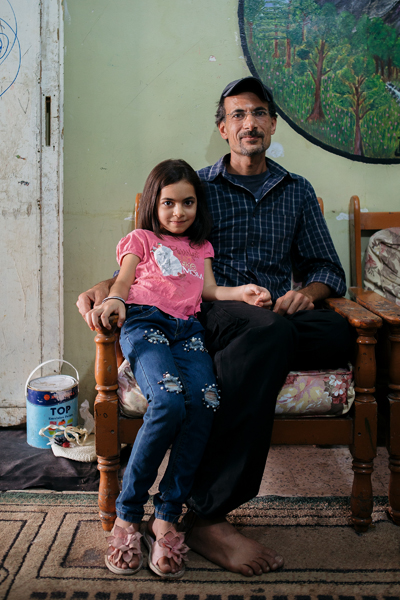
94, 321, 121, 531
350, 326, 378, 533
98, 455, 120, 531
388, 324, 400, 525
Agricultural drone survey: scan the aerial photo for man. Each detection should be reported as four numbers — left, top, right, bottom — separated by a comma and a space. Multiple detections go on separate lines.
77, 77, 351, 576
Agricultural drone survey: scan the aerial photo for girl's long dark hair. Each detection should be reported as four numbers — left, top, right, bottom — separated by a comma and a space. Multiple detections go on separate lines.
137, 159, 212, 246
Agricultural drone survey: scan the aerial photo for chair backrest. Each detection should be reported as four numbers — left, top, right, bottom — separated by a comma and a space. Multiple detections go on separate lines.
134, 193, 324, 225
349, 195, 400, 287
134, 192, 142, 228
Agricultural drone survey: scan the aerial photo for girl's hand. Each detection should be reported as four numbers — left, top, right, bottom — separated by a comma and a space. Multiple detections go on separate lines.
85, 299, 126, 331
242, 285, 272, 308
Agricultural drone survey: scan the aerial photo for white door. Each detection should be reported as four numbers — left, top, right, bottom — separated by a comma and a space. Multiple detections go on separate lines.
0, 0, 63, 426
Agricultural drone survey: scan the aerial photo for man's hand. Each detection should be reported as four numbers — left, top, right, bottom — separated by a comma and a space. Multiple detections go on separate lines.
273, 282, 331, 316
76, 278, 116, 319
273, 290, 314, 315
242, 284, 272, 308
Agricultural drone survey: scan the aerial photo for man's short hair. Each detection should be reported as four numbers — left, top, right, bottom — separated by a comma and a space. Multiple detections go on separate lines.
215, 76, 277, 126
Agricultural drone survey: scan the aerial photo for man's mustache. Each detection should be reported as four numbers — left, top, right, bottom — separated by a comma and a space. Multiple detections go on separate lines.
238, 130, 264, 140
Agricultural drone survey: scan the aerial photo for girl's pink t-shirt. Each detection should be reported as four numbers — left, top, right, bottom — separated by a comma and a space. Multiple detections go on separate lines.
117, 229, 214, 320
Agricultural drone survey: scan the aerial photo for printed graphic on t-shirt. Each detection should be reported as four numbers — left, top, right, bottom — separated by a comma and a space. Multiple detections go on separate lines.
152, 243, 203, 280
152, 244, 183, 276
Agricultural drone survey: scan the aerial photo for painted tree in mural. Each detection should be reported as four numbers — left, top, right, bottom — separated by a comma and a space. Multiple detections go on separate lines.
332, 15, 390, 156
292, 0, 316, 43
283, 1, 305, 68
246, 0, 287, 59
295, 3, 353, 122
244, 0, 266, 45
241, 0, 400, 161
367, 18, 400, 81
333, 58, 388, 155
393, 42, 400, 81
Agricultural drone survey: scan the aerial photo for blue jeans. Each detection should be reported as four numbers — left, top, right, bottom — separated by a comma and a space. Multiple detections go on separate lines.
116, 305, 219, 523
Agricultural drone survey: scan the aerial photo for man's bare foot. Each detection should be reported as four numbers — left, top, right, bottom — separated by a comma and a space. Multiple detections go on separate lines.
183, 513, 284, 577
146, 515, 188, 575
106, 517, 142, 571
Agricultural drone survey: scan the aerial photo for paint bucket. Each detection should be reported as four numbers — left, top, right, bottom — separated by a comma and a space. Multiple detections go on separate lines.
25, 359, 79, 449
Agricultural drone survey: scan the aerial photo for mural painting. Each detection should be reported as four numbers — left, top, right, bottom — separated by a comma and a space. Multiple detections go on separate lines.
0, 0, 20, 99
239, 0, 400, 163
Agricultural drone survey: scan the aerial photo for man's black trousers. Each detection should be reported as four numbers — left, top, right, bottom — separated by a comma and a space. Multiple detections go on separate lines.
187, 301, 352, 518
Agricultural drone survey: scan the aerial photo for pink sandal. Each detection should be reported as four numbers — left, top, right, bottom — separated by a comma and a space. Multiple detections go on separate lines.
105, 524, 143, 575
143, 528, 189, 579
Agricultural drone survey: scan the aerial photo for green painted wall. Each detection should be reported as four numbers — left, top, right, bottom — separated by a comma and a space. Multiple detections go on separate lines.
64, 0, 400, 404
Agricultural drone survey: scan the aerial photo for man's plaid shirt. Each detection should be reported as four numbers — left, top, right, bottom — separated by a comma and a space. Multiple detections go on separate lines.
197, 155, 346, 303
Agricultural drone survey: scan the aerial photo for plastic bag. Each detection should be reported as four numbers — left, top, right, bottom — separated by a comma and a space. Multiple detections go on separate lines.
117, 360, 148, 417
80, 399, 95, 434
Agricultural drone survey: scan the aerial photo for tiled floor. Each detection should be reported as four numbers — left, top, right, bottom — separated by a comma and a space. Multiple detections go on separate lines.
258, 445, 390, 496
150, 445, 390, 498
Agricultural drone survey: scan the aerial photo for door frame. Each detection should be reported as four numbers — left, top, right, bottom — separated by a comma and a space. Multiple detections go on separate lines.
40, 0, 64, 366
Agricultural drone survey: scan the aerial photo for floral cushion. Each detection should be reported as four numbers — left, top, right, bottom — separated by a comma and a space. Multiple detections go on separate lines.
276, 366, 354, 416
364, 227, 400, 306
117, 359, 354, 418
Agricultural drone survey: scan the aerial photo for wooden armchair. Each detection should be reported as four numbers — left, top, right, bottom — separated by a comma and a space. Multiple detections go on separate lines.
93, 196, 382, 534
349, 195, 400, 525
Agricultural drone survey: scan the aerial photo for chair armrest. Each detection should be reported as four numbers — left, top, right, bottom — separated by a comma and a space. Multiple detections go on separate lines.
324, 297, 382, 330
349, 287, 400, 327
324, 297, 382, 401
94, 315, 120, 387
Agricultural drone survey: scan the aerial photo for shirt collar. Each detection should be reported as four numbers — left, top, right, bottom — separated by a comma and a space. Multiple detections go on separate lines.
203, 153, 299, 185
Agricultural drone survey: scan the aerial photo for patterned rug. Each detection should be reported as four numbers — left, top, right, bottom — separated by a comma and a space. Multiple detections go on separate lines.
1, 492, 399, 600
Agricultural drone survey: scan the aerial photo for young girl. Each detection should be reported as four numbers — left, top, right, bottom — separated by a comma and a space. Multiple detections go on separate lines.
86, 159, 271, 579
